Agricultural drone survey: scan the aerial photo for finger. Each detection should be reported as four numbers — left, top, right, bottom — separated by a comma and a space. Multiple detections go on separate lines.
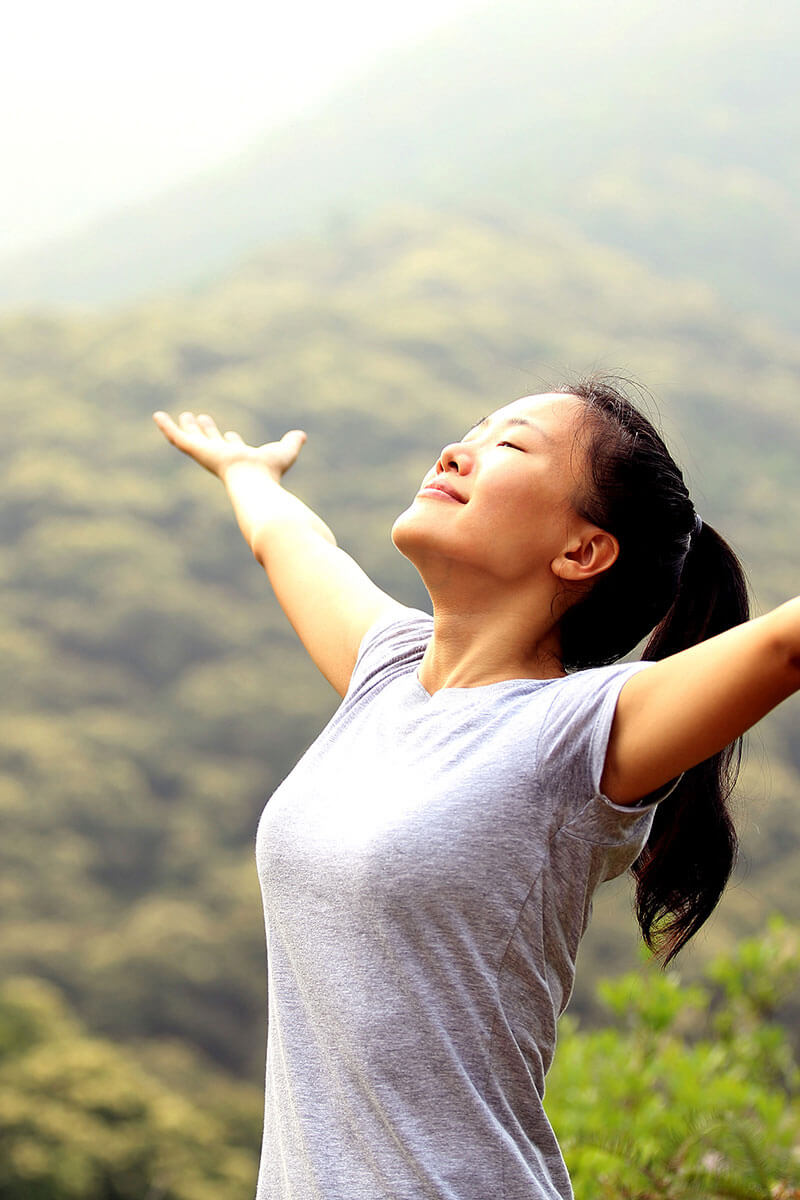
153, 410, 174, 433
153, 411, 205, 458
153, 411, 188, 447
178, 411, 200, 432
224, 430, 245, 443
281, 429, 307, 449
279, 429, 307, 465
196, 413, 223, 438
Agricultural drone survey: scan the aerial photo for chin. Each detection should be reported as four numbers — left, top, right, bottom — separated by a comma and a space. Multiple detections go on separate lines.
391, 506, 415, 555
392, 503, 439, 562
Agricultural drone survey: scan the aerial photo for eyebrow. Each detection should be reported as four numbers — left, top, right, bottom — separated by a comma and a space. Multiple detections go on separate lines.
465, 415, 553, 443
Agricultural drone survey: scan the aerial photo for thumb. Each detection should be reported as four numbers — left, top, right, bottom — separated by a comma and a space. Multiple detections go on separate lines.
278, 429, 307, 468
282, 429, 307, 447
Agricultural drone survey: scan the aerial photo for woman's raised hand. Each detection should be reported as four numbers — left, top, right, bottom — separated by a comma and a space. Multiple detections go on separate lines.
152, 408, 396, 697
152, 410, 306, 482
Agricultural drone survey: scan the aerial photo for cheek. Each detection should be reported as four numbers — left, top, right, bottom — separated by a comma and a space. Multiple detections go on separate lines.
480, 470, 541, 517
478, 474, 569, 549
500, 463, 570, 510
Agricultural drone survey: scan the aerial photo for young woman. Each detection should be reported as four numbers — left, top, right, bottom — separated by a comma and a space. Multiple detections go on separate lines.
153, 377, 799, 1200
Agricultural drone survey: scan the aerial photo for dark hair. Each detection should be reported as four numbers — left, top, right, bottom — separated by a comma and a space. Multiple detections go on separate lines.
555, 373, 750, 965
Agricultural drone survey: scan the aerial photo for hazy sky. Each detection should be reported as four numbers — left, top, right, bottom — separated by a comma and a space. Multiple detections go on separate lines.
1, 0, 479, 258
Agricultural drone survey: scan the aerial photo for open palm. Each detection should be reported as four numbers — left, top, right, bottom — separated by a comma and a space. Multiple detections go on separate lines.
152, 410, 306, 482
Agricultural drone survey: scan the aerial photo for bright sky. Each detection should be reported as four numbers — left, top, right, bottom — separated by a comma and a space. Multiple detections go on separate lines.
0, 0, 478, 258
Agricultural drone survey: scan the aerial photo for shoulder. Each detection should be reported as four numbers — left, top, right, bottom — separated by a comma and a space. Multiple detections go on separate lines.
534, 660, 657, 793
346, 603, 433, 698
539, 660, 655, 735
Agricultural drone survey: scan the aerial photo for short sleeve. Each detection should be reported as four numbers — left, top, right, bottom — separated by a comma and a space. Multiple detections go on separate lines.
535, 660, 673, 840
344, 604, 434, 702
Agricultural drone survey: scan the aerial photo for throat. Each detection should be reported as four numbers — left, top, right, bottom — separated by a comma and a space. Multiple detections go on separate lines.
416, 639, 565, 695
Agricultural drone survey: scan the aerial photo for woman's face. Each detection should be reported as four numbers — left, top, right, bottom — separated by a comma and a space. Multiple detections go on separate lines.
392, 392, 592, 586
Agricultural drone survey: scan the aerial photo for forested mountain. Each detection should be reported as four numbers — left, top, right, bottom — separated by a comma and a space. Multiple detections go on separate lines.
2, 208, 799, 1099
3, 6, 799, 1186
1, 0, 799, 331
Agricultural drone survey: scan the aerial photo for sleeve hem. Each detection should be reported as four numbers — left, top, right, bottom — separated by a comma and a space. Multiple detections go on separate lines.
597, 772, 683, 814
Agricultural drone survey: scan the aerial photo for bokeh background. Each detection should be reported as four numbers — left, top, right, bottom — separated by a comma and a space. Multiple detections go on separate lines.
1, 0, 799, 1194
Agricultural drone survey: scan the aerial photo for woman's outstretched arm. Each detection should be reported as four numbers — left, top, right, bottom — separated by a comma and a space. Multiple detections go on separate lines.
602, 597, 800, 804
153, 410, 399, 696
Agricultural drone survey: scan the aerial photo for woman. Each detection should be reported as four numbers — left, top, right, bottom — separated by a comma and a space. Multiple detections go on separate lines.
153, 377, 798, 1200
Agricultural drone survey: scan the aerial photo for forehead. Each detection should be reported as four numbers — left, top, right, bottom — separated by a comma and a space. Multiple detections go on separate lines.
494, 392, 585, 428
469, 393, 586, 446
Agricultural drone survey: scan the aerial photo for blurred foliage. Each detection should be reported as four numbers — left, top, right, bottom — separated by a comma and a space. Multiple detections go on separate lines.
548, 918, 800, 1198
0, 926, 796, 1198
0, 206, 798, 1085
0, 976, 260, 1199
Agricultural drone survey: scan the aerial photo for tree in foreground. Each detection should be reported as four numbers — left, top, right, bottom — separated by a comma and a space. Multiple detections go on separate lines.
547, 917, 800, 1198
0, 922, 797, 1198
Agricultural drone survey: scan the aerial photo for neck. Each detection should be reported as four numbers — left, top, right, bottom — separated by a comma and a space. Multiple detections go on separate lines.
416, 568, 565, 694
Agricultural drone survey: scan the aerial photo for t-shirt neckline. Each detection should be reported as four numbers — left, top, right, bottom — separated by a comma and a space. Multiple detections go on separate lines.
413, 671, 565, 700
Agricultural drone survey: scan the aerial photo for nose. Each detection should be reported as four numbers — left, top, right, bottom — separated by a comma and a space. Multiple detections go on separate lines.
436, 441, 473, 475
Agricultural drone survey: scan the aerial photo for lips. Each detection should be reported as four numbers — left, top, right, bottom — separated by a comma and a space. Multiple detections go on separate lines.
418, 479, 467, 503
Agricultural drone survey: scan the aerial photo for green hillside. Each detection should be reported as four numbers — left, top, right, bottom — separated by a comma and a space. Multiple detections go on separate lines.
2, 207, 799, 1088
1, 0, 799, 333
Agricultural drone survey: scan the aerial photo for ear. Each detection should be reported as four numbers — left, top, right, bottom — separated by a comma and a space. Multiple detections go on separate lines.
551, 528, 619, 585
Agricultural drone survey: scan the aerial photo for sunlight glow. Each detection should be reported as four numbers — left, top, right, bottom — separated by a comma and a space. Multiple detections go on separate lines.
0, 0, 479, 256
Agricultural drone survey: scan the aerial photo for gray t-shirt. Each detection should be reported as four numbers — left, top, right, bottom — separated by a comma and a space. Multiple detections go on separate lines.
255, 606, 662, 1200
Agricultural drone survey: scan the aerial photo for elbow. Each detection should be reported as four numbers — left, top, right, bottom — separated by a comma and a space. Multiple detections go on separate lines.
765, 598, 800, 681
249, 524, 271, 569
252, 536, 269, 569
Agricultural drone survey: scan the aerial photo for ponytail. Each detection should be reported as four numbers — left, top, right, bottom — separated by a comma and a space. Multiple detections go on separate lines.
555, 375, 750, 964
635, 520, 750, 964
